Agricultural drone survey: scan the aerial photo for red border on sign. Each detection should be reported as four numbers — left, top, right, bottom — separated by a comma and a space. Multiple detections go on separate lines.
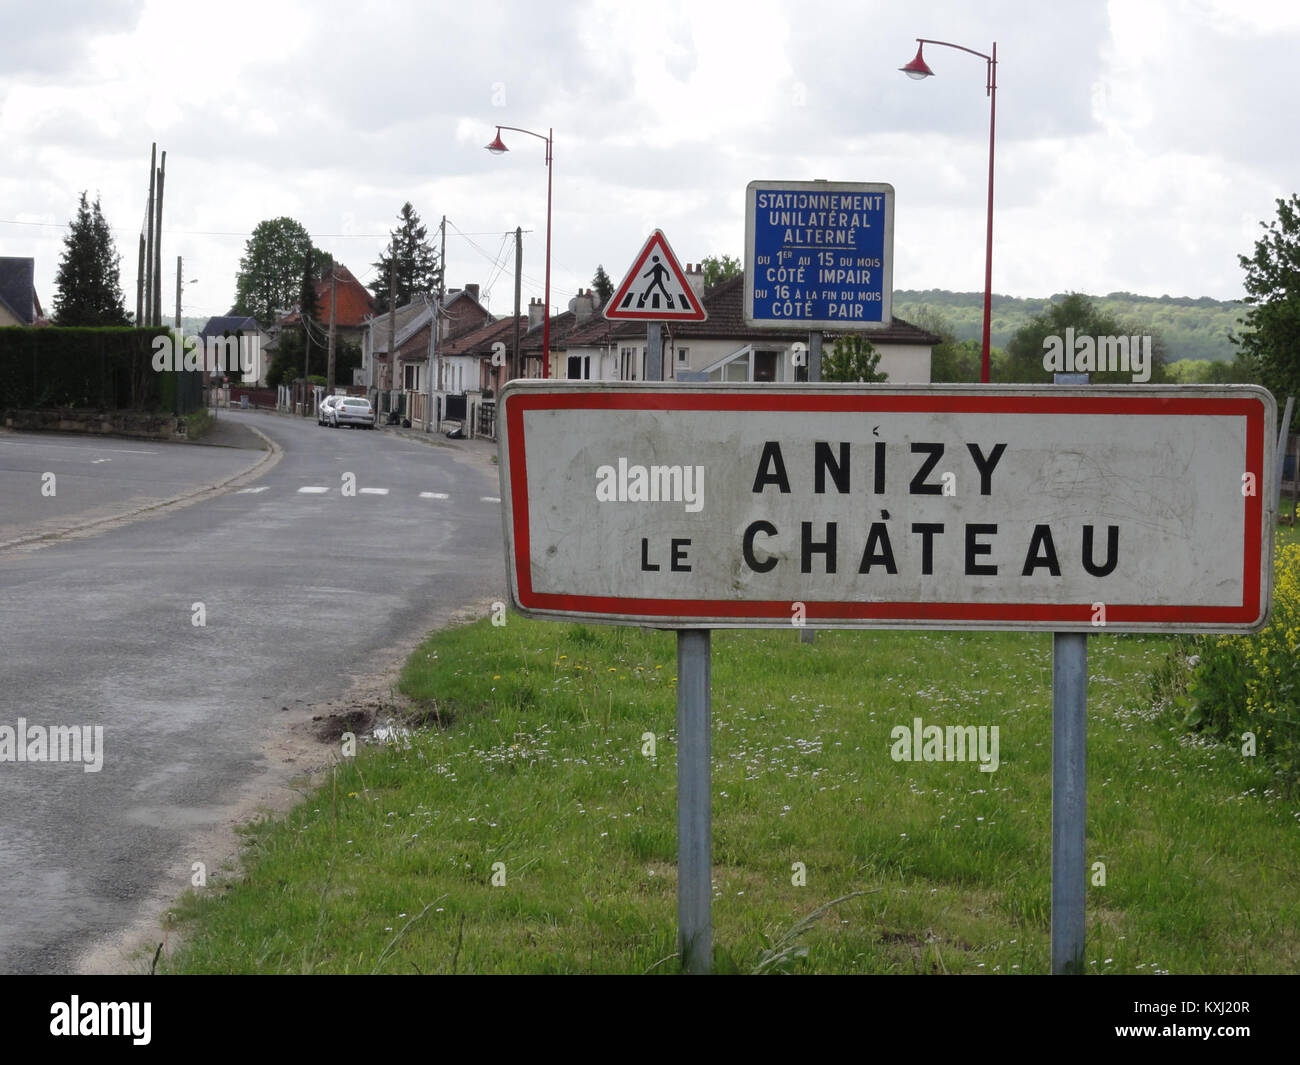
504, 391, 1267, 626
603, 230, 707, 322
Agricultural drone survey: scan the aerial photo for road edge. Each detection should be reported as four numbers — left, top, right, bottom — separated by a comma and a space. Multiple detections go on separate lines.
0, 422, 282, 555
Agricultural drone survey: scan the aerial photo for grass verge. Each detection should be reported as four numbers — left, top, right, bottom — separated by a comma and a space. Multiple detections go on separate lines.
162, 608, 1300, 974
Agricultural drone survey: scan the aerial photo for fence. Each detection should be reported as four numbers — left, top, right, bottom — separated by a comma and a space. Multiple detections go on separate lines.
230, 386, 278, 409
477, 399, 496, 440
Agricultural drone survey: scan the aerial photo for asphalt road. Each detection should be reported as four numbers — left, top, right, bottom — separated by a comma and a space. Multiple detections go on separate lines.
0, 411, 506, 973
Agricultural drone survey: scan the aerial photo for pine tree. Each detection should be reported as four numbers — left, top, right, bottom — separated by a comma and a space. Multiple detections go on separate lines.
592, 265, 614, 306
370, 202, 441, 313
53, 192, 130, 325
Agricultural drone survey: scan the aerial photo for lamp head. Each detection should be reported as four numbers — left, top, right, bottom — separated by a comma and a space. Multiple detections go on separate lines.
900, 44, 934, 80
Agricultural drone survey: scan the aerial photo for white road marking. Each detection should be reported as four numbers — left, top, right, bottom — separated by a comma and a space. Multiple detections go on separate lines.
359, 487, 389, 495
298, 486, 330, 494
0, 441, 157, 455
236, 486, 269, 494
481, 496, 501, 503
91, 458, 111, 464
420, 492, 449, 500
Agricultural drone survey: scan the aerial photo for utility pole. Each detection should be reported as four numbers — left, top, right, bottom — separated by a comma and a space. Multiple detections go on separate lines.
439, 215, 446, 302
174, 256, 182, 330
424, 294, 437, 433
136, 235, 145, 326
389, 238, 397, 420
145, 144, 155, 326
153, 151, 165, 326
303, 305, 310, 417
327, 267, 337, 394
512, 226, 522, 383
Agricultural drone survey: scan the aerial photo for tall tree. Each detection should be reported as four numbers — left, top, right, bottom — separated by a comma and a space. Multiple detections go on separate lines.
297, 248, 321, 382
1001, 292, 1168, 384
52, 192, 130, 325
822, 335, 887, 382
369, 202, 440, 313
591, 264, 614, 306
232, 217, 330, 326
700, 253, 743, 289
1237, 194, 1300, 419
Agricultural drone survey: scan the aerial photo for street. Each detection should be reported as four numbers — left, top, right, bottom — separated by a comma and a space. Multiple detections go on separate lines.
0, 411, 505, 973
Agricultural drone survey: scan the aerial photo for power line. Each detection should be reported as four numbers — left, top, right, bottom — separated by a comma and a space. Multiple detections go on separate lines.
0, 218, 533, 239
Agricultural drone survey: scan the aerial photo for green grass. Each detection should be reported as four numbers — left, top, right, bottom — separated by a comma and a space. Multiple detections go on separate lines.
161, 588, 1300, 974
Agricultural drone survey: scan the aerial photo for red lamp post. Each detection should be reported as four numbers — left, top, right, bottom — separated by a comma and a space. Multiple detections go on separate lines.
901, 38, 998, 384
486, 125, 553, 379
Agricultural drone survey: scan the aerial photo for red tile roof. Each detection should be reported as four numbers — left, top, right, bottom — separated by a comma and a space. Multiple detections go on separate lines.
440, 315, 528, 357
560, 275, 940, 348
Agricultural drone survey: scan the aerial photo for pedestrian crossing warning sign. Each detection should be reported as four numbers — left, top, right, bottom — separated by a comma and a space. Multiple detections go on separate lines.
604, 230, 707, 322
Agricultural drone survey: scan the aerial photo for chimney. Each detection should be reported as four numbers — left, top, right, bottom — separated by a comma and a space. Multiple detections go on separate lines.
464, 283, 480, 304
571, 288, 597, 323
685, 262, 705, 299
528, 297, 546, 331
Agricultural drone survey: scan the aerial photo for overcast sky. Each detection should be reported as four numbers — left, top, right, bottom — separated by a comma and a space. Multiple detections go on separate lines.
2, 0, 1296, 324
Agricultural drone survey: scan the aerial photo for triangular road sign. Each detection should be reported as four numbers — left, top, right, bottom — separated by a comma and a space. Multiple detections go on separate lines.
604, 230, 707, 322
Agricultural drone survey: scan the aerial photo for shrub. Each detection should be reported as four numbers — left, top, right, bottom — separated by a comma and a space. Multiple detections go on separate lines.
1180, 541, 1300, 785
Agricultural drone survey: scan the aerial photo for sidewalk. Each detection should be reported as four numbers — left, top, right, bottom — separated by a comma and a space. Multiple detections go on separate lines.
377, 419, 499, 459
192, 413, 271, 450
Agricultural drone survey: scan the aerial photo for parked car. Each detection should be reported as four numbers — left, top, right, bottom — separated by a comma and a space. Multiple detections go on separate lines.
318, 394, 343, 426
330, 396, 376, 429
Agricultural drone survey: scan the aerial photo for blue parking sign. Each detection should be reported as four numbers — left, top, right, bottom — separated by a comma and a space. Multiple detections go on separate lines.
744, 180, 894, 331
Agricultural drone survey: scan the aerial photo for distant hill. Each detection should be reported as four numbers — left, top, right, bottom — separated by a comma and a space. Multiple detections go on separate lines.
893, 290, 1250, 363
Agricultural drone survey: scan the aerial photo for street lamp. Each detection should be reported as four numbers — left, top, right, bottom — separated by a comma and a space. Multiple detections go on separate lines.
486, 125, 553, 379
901, 38, 998, 383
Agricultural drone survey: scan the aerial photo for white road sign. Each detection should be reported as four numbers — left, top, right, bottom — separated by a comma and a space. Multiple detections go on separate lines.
497, 383, 1275, 632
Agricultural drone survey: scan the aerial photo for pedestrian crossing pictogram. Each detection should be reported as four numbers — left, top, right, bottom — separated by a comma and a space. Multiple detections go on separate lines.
604, 230, 707, 322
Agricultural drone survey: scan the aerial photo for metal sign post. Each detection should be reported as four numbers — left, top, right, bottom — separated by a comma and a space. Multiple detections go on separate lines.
676, 629, 712, 973
1051, 632, 1087, 974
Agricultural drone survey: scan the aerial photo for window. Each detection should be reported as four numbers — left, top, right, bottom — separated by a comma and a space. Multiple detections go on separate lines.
677, 346, 690, 365
403, 364, 419, 391
620, 346, 638, 381
567, 355, 592, 380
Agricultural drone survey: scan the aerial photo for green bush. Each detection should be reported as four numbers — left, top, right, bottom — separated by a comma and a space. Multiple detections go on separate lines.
1170, 541, 1300, 786
0, 325, 187, 411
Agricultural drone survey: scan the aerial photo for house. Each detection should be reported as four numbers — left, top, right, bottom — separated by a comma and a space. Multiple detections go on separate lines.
541, 269, 939, 383
272, 263, 376, 382
364, 283, 493, 421
366, 298, 431, 394
277, 264, 374, 350
0, 257, 42, 326
516, 289, 603, 380
196, 314, 270, 385
437, 313, 528, 396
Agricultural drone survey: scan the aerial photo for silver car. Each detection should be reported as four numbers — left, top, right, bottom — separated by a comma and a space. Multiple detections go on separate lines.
318, 394, 343, 425
330, 397, 375, 429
